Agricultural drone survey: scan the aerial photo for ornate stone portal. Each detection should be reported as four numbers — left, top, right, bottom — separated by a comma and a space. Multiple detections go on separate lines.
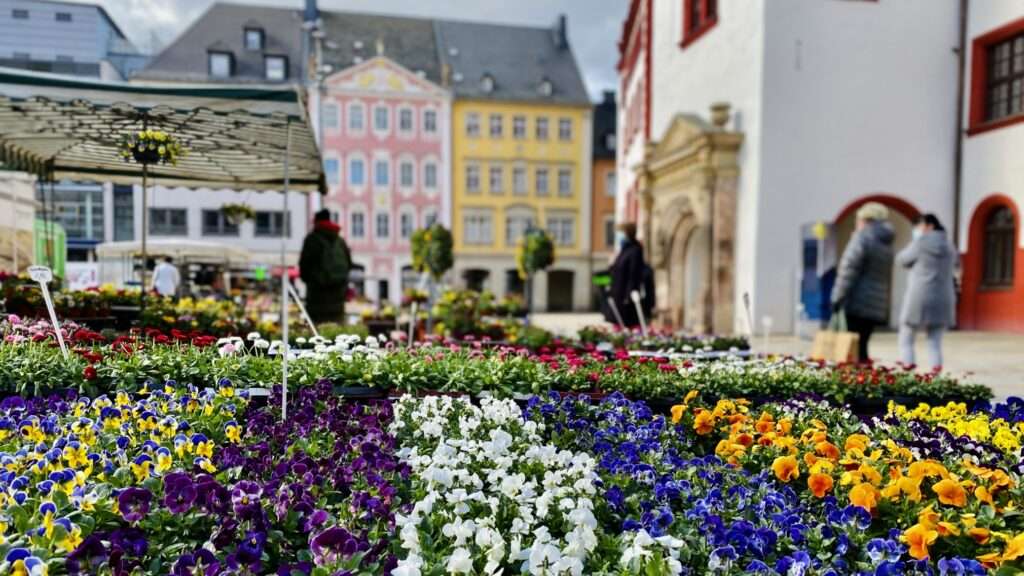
636, 104, 742, 334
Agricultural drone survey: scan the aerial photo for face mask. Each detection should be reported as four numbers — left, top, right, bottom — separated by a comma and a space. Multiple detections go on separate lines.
912, 228, 923, 240
615, 231, 627, 249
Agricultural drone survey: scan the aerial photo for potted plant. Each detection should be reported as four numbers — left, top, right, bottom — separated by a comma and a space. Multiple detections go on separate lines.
119, 129, 183, 165
221, 203, 256, 226
516, 228, 555, 323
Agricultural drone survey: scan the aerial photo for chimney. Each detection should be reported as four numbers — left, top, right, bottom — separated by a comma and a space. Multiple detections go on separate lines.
553, 14, 568, 50
304, 0, 318, 24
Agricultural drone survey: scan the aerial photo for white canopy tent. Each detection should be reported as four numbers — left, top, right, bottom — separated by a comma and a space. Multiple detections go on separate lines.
96, 239, 251, 289
0, 67, 324, 419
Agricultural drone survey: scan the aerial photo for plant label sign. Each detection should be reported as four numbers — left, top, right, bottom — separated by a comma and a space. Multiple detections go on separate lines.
27, 265, 69, 360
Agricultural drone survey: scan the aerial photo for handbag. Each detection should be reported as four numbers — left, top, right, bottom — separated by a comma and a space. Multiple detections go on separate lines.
811, 310, 860, 363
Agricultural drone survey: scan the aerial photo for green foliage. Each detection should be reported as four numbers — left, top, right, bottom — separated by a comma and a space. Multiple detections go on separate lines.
410, 224, 454, 281
516, 228, 555, 279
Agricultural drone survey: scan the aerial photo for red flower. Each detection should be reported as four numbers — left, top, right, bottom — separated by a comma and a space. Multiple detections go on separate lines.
83, 366, 97, 381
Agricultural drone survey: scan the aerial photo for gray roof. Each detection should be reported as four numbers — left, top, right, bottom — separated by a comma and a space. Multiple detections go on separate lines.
593, 91, 616, 159
434, 18, 589, 105
319, 12, 442, 84
136, 3, 304, 84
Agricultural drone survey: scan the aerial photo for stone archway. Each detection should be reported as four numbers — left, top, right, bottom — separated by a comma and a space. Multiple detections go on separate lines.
638, 104, 742, 334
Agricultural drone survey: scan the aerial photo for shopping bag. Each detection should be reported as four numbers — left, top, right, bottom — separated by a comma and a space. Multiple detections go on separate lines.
811, 311, 860, 363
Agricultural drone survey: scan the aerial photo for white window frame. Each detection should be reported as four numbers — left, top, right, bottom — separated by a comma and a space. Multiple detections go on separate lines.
208, 52, 232, 78
505, 210, 536, 247
558, 117, 573, 141
605, 171, 617, 198
512, 164, 527, 196
348, 153, 368, 191
350, 207, 367, 239
323, 102, 341, 133
423, 208, 439, 228
463, 211, 493, 245
398, 156, 416, 193
422, 107, 439, 137
373, 155, 391, 189
375, 211, 391, 241
264, 55, 287, 81
536, 117, 549, 140
398, 105, 416, 137
603, 215, 616, 250
466, 164, 481, 194
557, 168, 572, 198
489, 165, 504, 195
399, 207, 415, 241
422, 158, 439, 193
535, 167, 549, 197
489, 114, 503, 139
324, 156, 341, 187
373, 104, 390, 136
546, 215, 575, 247
513, 116, 526, 139
465, 112, 481, 138
347, 101, 366, 135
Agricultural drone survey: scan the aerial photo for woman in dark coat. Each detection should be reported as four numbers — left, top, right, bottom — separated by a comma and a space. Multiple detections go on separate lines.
610, 222, 649, 328
897, 214, 957, 371
830, 202, 895, 362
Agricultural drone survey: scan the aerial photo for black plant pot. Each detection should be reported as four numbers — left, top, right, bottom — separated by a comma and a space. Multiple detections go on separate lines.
131, 147, 162, 165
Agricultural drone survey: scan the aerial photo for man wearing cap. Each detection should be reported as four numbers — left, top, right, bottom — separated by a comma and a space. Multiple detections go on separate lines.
830, 202, 895, 362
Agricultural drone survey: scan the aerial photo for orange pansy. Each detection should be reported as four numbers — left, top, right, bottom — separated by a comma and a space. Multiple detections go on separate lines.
849, 482, 881, 512
808, 473, 834, 498
903, 523, 938, 560
932, 479, 968, 508
772, 455, 800, 483
670, 404, 685, 424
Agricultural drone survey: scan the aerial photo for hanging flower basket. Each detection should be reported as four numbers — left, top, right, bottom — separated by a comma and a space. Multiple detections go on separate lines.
221, 203, 256, 225
517, 228, 555, 280
119, 129, 184, 166
411, 224, 454, 281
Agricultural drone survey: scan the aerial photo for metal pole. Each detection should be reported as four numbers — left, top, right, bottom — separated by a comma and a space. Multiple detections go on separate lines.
140, 163, 148, 314
280, 121, 293, 421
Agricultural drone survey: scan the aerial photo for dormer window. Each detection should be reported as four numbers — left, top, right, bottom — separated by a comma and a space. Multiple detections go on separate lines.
480, 74, 495, 93
244, 28, 264, 51
265, 55, 287, 81
539, 79, 553, 97
208, 52, 233, 78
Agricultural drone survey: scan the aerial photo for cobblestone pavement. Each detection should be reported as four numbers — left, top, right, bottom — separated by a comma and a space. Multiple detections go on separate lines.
532, 313, 1024, 400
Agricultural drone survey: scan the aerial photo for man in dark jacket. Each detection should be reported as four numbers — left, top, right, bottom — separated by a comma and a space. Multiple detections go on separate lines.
299, 209, 351, 324
831, 202, 895, 362
610, 222, 651, 328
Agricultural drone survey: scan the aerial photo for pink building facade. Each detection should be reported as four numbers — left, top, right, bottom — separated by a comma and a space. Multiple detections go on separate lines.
320, 57, 451, 304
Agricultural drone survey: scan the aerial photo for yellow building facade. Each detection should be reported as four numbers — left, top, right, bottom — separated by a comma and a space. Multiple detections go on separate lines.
450, 99, 593, 311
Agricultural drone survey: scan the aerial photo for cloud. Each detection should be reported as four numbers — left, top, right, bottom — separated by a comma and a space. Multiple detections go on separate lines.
91, 0, 626, 100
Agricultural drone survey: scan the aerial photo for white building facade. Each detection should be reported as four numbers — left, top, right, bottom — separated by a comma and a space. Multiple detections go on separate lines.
619, 0, 1022, 334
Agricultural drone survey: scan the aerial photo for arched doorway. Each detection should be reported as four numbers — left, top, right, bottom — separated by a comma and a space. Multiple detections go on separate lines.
547, 270, 575, 312
833, 195, 920, 329
961, 195, 1023, 331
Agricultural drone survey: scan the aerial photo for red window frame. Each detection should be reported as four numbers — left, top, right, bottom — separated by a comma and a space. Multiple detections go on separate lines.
681, 0, 717, 49
968, 15, 1024, 136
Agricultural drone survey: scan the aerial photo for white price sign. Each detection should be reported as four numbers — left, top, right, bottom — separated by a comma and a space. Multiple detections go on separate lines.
27, 265, 69, 360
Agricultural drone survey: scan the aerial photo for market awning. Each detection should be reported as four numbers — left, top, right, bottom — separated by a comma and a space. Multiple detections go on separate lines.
0, 67, 324, 192
96, 239, 251, 266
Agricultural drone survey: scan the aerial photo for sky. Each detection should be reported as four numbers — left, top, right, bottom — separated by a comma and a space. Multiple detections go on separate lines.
93, 0, 627, 100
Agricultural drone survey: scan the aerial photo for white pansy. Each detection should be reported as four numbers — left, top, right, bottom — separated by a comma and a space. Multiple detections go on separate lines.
445, 547, 473, 573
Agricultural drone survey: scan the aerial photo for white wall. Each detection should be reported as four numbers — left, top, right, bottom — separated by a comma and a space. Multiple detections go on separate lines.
649, 0, 766, 334
756, 0, 960, 332
960, 1, 1024, 249
138, 186, 309, 265
616, 53, 648, 222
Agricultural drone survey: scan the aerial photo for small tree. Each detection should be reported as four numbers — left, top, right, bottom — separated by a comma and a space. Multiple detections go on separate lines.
516, 228, 555, 323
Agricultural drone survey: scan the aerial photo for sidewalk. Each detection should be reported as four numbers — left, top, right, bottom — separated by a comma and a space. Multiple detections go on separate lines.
532, 313, 1023, 400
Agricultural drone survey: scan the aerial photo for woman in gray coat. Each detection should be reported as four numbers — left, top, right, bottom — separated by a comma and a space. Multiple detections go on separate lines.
897, 213, 957, 371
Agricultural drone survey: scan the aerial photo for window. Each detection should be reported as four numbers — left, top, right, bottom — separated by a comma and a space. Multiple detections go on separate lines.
505, 214, 534, 246
423, 109, 438, 134
11, 9, 27, 19
374, 159, 390, 187
349, 157, 366, 186
513, 166, 527, 196
605, 171, 617, 197
558, 118, 573, 141
375, 212, 390, 239
374, 106, 389, 133
244, 28, 264, 51
513, 116, 526, 139
466, 112, 480, 137
56, 55, 74, 63
985, 35, 1024, 122
489, 114, 504, 138
424, 209, 438, 228
265, 56, 287, 81
350, 211, 366, 239
113, 185, 134, 241
464, 213, 493, 245
536, 117, 549, 140
489, 166, 504, 195
400, 211, 414, 240
55, 12, 72, 22
150, 208, 188, 236
323, 103, 340, 130
202, 210, 239, 237
348, 103, 365, 132
557, 168, 572, 197
255, 211, 290, 237
547, 216, 574, 247
399, 108, 414, 134
208, 52, 232, 78
399, 160, 415, 189
535, 168, 549, 196
481, 74, 495, 93
604, 216, 616, 250
424, 162, 438, 190
466, 165, 481, 194
983, 206, 1016, 287
682, 0, 718, 48
605, 133, 617, 151
324, 158, 340, 186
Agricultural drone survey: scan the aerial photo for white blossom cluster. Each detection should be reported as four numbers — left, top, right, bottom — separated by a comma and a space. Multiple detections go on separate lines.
390, 395, 601, 576
215, 333, 386, 361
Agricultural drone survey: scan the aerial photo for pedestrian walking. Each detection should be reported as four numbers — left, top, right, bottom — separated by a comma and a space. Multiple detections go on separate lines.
609, 222, 653, 328
152, 256, 180, 298
830, 202, 895, 362
299, 209, 352, 324
897, 213, 957, 372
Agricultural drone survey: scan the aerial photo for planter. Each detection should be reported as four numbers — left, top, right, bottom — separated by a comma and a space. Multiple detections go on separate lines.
332, 385, 388, 400
364, 319, 396, 338
131, 147, 162, 165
